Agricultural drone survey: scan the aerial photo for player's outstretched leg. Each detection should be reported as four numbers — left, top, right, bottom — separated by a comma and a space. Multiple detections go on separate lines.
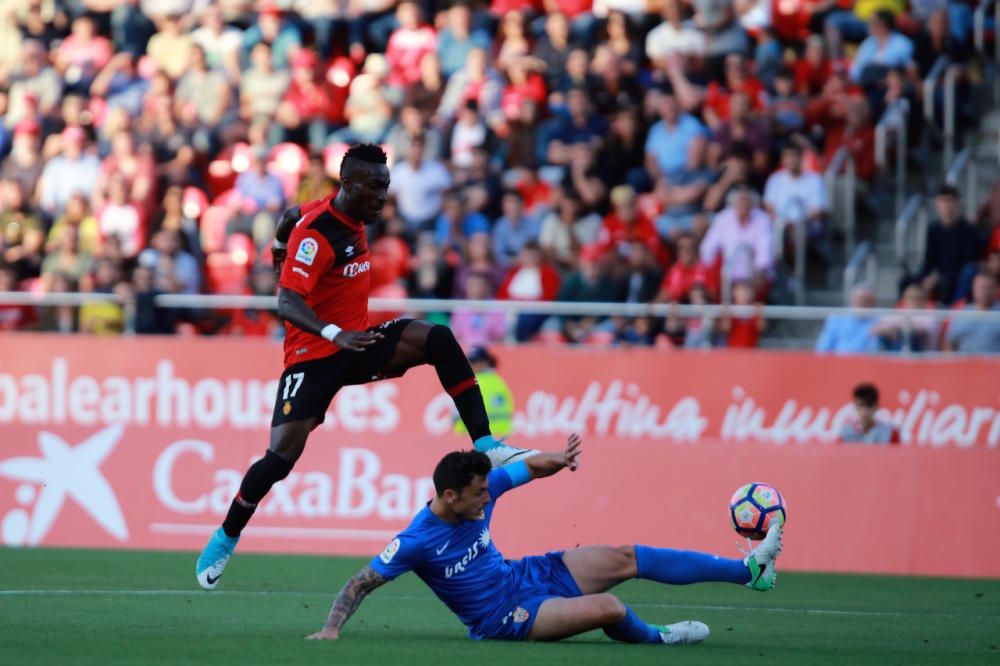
196, 421, 312, 590
527, 595, 709, 645
387, 321, 539, 466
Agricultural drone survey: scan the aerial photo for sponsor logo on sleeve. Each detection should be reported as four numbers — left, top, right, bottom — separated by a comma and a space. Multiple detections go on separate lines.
295, 238, 319, 266
379, 537, 401, 564
292, 266, 310, 278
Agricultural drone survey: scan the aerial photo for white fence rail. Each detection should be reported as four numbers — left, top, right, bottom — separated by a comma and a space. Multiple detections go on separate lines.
2, 292, 1000, 323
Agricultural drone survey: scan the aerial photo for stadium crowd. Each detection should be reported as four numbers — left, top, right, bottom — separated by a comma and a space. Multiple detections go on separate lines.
0, 0, 998, 352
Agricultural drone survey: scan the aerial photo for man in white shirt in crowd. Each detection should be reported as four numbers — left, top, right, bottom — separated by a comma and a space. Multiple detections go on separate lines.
389, 133, 453, 236
764, 141, 829, 263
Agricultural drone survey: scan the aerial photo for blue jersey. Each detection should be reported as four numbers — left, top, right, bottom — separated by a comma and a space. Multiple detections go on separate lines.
370, 467, 520, 632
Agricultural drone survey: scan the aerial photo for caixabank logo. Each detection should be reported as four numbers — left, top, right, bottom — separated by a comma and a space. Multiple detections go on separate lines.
0, 424, 129, 546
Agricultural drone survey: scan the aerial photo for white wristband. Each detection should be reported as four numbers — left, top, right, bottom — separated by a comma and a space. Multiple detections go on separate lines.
320, 324, 342, 341
272, 239, 287, 249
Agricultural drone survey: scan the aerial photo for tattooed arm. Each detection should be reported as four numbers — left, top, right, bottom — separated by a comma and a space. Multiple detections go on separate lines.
306, 566, 388, 640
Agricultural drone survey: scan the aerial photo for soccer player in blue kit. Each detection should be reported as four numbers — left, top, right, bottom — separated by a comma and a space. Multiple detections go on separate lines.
306, 434, 783, 645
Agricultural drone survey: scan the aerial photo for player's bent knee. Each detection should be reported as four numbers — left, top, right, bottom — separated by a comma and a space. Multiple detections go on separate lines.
614, 545, 638, 577
593, 594, 627, 625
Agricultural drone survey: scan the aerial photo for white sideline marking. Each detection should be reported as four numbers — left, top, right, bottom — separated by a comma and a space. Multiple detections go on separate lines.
149, 523, 397, 540
1, 590, 997, 620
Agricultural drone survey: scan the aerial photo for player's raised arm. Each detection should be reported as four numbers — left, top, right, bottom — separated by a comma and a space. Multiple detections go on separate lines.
306, 565, 389, 641
277, 288, 382, 351
522, 433, 582, 479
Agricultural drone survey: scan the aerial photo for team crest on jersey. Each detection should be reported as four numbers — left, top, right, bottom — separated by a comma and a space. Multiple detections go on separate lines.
283, 401, 291, 415
513, 607, 530, 623
296, 238, 319, 266
345, 245, 355, 256
379, 538, 401, 564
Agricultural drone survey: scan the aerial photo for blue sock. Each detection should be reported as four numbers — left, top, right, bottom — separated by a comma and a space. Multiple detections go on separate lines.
635, 546, 750, 585
603, 605, 662, 644
474, 435, 497, 450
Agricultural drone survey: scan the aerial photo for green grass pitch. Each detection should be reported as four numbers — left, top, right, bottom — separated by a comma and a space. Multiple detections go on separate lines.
1, 548, 998, 665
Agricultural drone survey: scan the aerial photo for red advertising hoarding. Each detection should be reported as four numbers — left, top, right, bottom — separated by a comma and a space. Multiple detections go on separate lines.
1, 335, 998, 577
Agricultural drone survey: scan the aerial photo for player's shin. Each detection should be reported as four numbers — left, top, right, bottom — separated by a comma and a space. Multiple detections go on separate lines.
221, 450, 294, 537
426, 325, 491, 441
634, 546, 751, 585
602, 606, 663, 644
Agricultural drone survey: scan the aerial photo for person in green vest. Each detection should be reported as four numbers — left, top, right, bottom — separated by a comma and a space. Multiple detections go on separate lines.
455, 347, 514, 439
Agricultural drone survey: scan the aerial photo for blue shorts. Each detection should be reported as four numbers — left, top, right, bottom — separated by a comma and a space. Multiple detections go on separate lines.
471, 551, 583, 641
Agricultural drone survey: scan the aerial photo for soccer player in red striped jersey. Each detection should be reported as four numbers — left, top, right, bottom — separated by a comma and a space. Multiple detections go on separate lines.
196, 144, 535, 590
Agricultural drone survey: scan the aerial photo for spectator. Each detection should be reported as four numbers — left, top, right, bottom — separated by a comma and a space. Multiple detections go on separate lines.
551, 245, 619, 344
38, 272, 78, 333
849, 10, 913, 84
615, 241, 663, 304
78, 258, 127, 335
41, 224, 92, 289
871, 282, 939, 351
450, 100, 491, 169
644, 91, 708, 186
495, 10, 532, 72
706, 91, 770, 178
131, 264, 177, 335
54, 15, 112, 94
767, 68, 806, 137
450, 272, 508, 350
455, 231, 505, 297
296, 154, 337, 205
597, 185, 662, 262
497, 241, 561, 341
240, 43, 291, 125
190, 5, 243, 83
390, 133, 452, 234
0, 179, 44, 281
174, 45, 232, 130
815, 285, 879, 353
275, 48, 345, 149
493, 190, 542, 267
0, 263, 34, 329
839, 382, 900, 444
699, 186, 775, 289
538, 187, 602, 271
335, 54, 393, 145
37, 126, 100, 218
240, 4, 301, 71
545, 86, 608, 168
794, 34, 832, 97
47, 193, 100, 256
825, 0, 906, 54
437, 47, 503, 125
96, 174, 143, 258
703, 147, 752, 213
385, 1, 438, 92
645, 0, 706, 67
148, 184, 201, 260
0, 120, 45, 200
657, 232, 718, 303
720, 279, 764, 347
90, 53, 149, 119
146, 13, 194, 81
599, 107, 647, 190
6, 40, 62, 126
692, 0, 751, 67
819, 94, 875, 182
93, 130, 156, 214
138, 229, 200, 295
438, 3, 492, 79
918, 184, 984, 305
653, 140, 715, 238
406, 51, 446, 115
764, 141, 828, 256
954, 248, 1000, 304
945, 272, 1000, 353
534, 12, 572, 92
235, 145, 285, 217
406, 234, 455, 299
385, 104, 444, 163
435, 188, 490, 254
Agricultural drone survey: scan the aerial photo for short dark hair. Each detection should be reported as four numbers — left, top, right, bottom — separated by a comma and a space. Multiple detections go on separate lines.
936, 184, 959, 198
873, 9, 895, 30
433, 451, 491, 496
341, 143, 388, 180
853, 383, 879, 407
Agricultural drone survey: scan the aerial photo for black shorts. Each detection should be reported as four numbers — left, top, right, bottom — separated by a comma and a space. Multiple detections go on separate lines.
271, 318, 413, 427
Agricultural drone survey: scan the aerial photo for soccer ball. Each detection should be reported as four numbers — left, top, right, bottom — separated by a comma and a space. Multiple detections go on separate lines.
729, 482, 786, 541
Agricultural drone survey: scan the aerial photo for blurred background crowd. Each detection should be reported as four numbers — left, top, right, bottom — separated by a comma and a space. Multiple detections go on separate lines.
0, 0, 999, 352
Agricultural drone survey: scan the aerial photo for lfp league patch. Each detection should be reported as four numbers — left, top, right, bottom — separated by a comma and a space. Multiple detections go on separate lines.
295, 237, 319, 266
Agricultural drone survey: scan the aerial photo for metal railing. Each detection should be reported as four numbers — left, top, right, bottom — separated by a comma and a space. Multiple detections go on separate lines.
923, 56, 959, 168
945, 147, 978, 220
843, 241, 877, 304
875, 99, 910, 215
772, 200, 808, 305
894, 194, 927, 275
974, 0, 1000, 101
824, 147, 857, 257
4, 291, 1000, 324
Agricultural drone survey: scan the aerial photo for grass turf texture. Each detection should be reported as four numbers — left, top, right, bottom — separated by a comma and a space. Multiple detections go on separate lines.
1, 548, 998, 665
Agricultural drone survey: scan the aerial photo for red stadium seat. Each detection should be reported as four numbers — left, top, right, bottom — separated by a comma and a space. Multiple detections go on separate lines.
200, 206, 230, 254
268, 142, 309, 176
205, 252, 250, 295
225, 233, 255, 266
212, 188, 242, 210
